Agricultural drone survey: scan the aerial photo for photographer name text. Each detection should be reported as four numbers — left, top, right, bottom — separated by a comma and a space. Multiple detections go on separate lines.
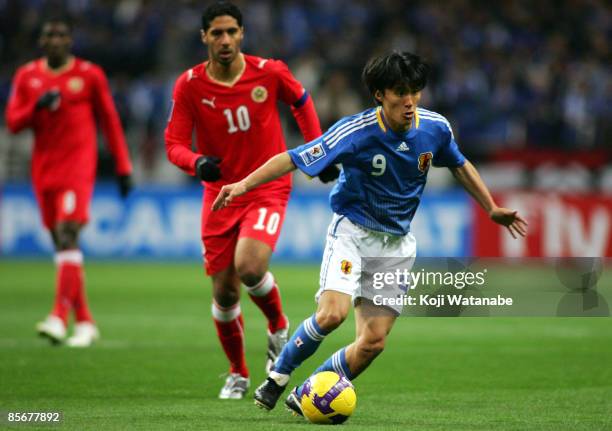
373, 294, 513, 307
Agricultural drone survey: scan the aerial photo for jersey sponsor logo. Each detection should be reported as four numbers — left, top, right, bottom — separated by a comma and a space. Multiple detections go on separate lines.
251, 86, 268, 103
340, 259, 352, 275
299, 143, 326, 166
418, 151, 433, 173
68, 77, 84, 93
396, 142, 410, 152
201, 97, 216, 108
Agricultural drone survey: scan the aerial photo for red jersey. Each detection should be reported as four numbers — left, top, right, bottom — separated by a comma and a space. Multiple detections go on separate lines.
5, 57, 132, 189
165, 54, 319, 203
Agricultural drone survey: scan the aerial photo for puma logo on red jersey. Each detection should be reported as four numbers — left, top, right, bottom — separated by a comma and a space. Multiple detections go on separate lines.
201, 97, 216, 108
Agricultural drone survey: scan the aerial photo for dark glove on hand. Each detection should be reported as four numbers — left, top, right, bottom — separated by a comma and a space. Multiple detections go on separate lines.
117, 175, 133, 199
195, 156, 222, 182
318, 164, 340, 183
36, 90, 61, 111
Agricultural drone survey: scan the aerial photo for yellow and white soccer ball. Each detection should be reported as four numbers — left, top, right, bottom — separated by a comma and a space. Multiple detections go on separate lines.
300, 371, 356, 424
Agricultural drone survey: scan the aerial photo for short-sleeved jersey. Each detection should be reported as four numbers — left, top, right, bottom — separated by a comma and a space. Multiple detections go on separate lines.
165, 54, 307, 203
288, 106, 466, 235
5, 57, 132, 189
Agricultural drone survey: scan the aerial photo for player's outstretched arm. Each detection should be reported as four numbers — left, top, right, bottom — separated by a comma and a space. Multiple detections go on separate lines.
450, 160, 527, 239
212, 152, 296, 211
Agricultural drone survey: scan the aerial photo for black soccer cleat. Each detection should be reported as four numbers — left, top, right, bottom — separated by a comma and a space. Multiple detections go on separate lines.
253, 377, 287, 411
284, 387, 304, 417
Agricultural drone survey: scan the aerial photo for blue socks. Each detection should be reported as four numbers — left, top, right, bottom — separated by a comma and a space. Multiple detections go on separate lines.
296, 347, 354, 397
272, 314, 328, 376
270, 314, 355, 397
314, 347, 354, 379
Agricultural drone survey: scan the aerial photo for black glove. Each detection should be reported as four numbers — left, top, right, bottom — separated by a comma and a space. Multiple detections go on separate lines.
117, 175, 133, 199
36, 89, 61, 111
318, 165, 340, 183
195, 156, 222, 182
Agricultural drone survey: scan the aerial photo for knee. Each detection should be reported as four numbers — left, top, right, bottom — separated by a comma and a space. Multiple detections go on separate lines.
54, 224, 79, 250
212, 280, 240, 307
235, 260, 266, 287
315, 310, 346, 332
356, 335, 386, 359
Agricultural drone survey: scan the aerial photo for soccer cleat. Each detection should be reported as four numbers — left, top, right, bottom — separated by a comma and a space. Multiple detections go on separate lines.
219, 373, 250, 399
284, 387, 304, 417
66, 322, 99, 348
36, 315, 66, 344
253, 377, 287, 410
265, 319, 289, 374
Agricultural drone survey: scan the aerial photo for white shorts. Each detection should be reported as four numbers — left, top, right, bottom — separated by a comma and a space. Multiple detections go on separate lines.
316, 213, 417, 314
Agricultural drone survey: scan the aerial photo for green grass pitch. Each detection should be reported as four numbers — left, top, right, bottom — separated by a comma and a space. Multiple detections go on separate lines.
1, 261, 611, 430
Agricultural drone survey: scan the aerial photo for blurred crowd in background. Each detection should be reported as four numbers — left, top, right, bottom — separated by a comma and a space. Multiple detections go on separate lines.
0, 0, 610, 188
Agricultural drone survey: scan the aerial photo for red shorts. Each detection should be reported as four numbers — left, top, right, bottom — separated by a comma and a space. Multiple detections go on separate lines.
34, 185, 93, 229
201, 194, 288, 275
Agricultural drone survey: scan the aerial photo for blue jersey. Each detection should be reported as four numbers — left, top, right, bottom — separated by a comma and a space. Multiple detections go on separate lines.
287, 106, 466, 235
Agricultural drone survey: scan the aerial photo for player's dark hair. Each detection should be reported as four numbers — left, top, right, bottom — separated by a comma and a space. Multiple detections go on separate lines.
41, 14, 74, 33
362, 51, 430, 103
202, 1, 243, 31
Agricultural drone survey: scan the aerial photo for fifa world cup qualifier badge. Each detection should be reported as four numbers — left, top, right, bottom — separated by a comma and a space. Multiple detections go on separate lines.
251, 86, 268, 103
299, 143, 326, 166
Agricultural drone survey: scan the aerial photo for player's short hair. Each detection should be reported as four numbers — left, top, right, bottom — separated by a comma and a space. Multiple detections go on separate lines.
41, 14, 74, 33
362, 51, 430, 103
201, 1, 243, 31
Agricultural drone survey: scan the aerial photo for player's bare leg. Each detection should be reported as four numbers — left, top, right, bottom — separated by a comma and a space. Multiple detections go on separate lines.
211, 266, 250, 399
344, 299, 396, 376
314, 291, 352, 333
255, 291, 351, 410
235, 237, 289, 373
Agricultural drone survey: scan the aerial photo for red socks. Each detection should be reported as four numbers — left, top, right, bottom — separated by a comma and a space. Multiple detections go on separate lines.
51, 250, 93, 324
245, 272, 288, 333
212, 273, 287, 376
212, 301, 249, 378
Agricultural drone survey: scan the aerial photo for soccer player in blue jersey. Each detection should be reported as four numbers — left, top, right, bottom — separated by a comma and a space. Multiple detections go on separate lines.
212, 51, 527, 414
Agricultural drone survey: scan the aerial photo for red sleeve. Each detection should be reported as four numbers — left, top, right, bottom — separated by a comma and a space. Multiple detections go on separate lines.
92, 65, 132, 175
5, 67, 37, 133
164, 73, 202, 176
270, 60, 322, 142
291, 94, 322, 142
271, 60, 305, 105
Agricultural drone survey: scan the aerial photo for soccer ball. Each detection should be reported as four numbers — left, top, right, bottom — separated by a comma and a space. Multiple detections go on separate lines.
300, 371, 356, 424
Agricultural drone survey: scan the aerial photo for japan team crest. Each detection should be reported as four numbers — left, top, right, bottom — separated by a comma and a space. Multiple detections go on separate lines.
340, 260, 352, 275
251, 85, 268, 103
67, 77, 84, 93
418, 151, 433, 173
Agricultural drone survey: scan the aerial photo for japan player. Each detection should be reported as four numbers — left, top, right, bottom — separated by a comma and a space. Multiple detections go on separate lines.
212, 51, 528, 413
5, 16, 133, 347
165, 2, 337, 399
